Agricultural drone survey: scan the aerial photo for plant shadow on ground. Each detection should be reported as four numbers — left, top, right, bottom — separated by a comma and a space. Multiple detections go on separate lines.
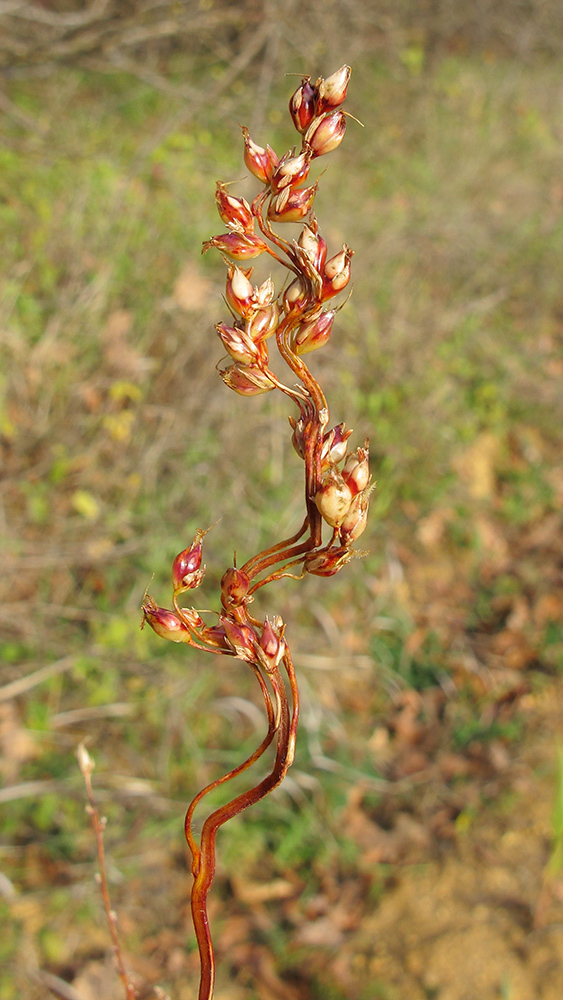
1, 34, 563, 1000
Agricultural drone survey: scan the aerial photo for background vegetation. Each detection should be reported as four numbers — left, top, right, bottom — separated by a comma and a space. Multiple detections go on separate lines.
1, 2, 563, 998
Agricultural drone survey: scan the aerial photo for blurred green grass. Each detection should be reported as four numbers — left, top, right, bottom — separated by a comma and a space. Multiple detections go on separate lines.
1, 47, 563, 999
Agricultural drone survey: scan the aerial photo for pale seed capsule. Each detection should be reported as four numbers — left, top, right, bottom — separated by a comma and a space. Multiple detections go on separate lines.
316, 65, 351, 112
225, 265, 255, 317
288, 414, 307, 459
339, 486, 372, 546
321, 422, 353, 468
314, 468, 353, 527
298, 222, 327, 272
342, 439, 370, 494
283, 277, 308, 313
322, 245, 353, 300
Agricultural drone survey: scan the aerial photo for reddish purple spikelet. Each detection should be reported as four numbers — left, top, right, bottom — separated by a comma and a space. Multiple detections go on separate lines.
141, 596, 192, 642
202, 232, 268, 260
215, 182, 254, 231
289, 76, 317, 133
220, 566, 251, 608
241, 126, 279, 183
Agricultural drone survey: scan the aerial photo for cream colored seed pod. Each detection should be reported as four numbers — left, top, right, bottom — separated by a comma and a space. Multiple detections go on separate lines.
314, 468, 353, 527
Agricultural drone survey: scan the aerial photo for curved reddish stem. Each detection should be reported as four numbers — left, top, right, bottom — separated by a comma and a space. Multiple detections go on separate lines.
188, 659, 298, 1000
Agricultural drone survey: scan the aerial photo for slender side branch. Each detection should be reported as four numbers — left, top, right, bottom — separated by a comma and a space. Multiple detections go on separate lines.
77, 745, 137, 1000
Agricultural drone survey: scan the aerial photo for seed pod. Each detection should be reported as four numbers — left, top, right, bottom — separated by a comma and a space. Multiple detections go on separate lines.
305, 111, 347, 157
316, 65, 351, 112
172, 532, 207, 595
257, 616, 286, 671
219, 363, 276, 396
322, 245, 353, 300
283, 277, 308, 313
215, 182, 254, 231
338, 484, 374, 546
298, 221, 327, 272
247, 302, 279, 341
289, 76, 317, 133
141, 597, 192, 643
321, 422, 353, 468
342, 439, 370, 494
225, 265, 255, 317
241, 126, 278, 184
254, 276, 276, 306
314, 467, 353, 527
268, 182, 317, 223
221, 618, 257, 662
294, 309, 335, 355
304, 545, 353, 577
216, 322, 260, 365
202, 232, 268, 261
271, 151, 312, 193
221, 566, 251, 608
288, 414, 307, 459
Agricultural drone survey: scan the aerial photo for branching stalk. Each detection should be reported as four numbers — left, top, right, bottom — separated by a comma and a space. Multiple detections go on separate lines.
136, 63, 372, 999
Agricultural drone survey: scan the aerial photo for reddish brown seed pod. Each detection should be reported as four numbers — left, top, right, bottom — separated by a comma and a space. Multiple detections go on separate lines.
215, 182, 254, 231
141, 598, 192, 642
270, 151, 312, 193
268, 182, 318, 223
294, 309, 335, 355
220, 566, 251, 608
241, 126, 279, 183
216, 322, 261, 365
304, 545, 354, 576
219, 363, 276, 396
202, 232, 268, 260
289, 76, 317, 133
